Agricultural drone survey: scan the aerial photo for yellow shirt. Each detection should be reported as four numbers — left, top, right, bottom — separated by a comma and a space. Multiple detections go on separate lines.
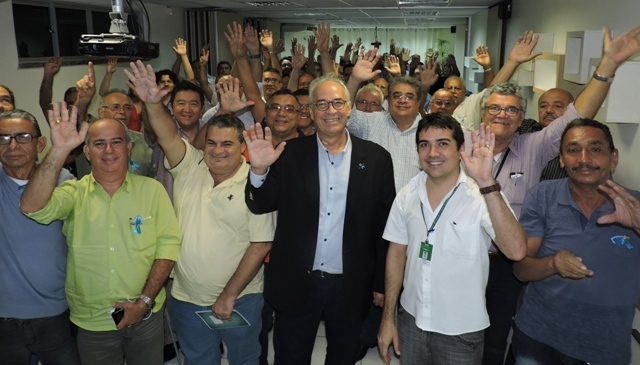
26, 173, 181, 331
169, 141, 275, 306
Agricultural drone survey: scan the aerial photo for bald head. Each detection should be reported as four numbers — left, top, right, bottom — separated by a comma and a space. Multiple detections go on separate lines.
538, 88, 574, 127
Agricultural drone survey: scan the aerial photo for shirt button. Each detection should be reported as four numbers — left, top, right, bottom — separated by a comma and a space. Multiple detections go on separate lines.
110, 247, 115, 251
324, 238, 327, 242
327, 212, 330, 216
110, 224, 114, 228
111, 270, 115, 274
329, 187, 333, 190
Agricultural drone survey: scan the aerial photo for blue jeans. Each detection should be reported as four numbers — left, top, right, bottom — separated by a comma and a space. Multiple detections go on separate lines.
397, 305, 484, 365
0, 309, 81, 365
76, 307, 164, 365
169, 293, 263, 365
512, 326, 588, 365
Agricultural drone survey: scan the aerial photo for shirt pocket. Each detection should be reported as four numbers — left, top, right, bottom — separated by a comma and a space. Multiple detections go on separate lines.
442, 221, 480, 259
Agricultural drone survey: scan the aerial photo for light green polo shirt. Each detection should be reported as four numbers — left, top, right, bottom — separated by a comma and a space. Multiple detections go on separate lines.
26, 173, 181, 331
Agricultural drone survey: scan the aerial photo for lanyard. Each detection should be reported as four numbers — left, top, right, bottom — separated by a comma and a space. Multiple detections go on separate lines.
493, 148, 510, 179
420, 183, 461, 239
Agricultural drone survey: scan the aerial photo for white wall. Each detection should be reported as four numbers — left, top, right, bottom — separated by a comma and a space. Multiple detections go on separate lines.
0, 0, 186, 154
506, 0, 640, 189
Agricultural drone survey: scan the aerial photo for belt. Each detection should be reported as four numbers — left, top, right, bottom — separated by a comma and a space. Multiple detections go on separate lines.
309, 270, 342, 278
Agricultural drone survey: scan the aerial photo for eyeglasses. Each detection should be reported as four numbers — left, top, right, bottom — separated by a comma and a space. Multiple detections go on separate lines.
313, 99, 347, 111
431, 100, 455, 108
485, 104, 523, 117
356, 100, 381, 108
390, 92, 417, 101
267, 104, 300, 114
263, 78, 280, 84
300, 103, 311, 110
0, 133, 37, 145
102, 104, 133, 112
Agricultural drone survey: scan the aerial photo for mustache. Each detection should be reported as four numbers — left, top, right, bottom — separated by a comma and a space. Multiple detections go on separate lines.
572, 163, 600, 171
543, 112, 557, 119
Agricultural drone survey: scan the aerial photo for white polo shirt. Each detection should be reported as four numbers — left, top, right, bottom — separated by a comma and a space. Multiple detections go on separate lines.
383, 168, 513, 335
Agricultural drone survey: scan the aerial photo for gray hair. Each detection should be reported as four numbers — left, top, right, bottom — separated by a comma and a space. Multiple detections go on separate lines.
444, 75, 467, 91
308, 74, 351, 104
99, 89, 132, 107
355, 83, 384, 104
389, 75, 422, 101
481, 82, 527, 114
0, 109, 42, 136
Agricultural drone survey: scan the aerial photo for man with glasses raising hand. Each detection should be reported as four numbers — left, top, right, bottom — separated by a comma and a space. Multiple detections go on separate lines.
244, 74, 396, 365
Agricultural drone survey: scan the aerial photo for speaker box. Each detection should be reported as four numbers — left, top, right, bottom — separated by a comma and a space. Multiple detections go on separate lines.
498, 0, 512, 19
450, 26, 456, 33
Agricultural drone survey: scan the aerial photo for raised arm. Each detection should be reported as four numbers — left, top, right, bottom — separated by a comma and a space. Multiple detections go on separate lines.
198, 45, 215, 103
461, 123, 526, 261
98, 58, 118, 97
125, 61, 185, 168
346, 48, 381, 102
330, 35, 343, 63
307, 35, 318, 77
315, 22, 336, 76
288, 43, 306, 92
245, 25, 264, 83
472, 45, 495, 86
174, 38, 195, 81
573, 25, 640, 119
225, 22, 266, 123
39, 57, 63, 120
492, 30, 541, 85
20, 103, 88, 213
74, 62, 96, 123
260, 29, 281, 74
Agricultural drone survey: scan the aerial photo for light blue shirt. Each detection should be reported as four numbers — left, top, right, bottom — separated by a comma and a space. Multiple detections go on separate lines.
249, 132, 353, 274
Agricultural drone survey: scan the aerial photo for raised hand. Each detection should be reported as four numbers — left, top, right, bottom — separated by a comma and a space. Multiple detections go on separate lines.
350, 48, 382, 82
244, 25, 260, 55
243, 123, 286, 175
419, 59, 439, 89
76, 62, 96, 102
602, 25, 640, 66
200, 47, 210, 65
597, 179, 640, 231
273, 39, 285, 54
291, 43, 306, 70
43, 57, 63, 76
354, 37, 362, 50
345, 42, 354, 55
291, 37, 298, 51
47, 102, 88, 151
331, 35, 343, 52
552, 249, 594, 279
260, 29, 274, 50
472, 45, 491, 69
124, 60, 167, 104
401, 48, 411, 62
307, 35, 317, 54
314, 22, 330, 54
216, 76, 255, 114
106, 57, 118, 73
384, 54, 401, 76
461, 123, 495, 187
508, 30, 541, 63
224, 21, 248, 59
173, 38, 188, 55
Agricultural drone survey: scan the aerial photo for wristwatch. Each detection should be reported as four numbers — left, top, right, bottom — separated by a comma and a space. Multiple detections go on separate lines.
138, 294, 156, 310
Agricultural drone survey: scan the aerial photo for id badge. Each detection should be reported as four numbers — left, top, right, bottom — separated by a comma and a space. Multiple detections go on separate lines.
419, 240, 433, 261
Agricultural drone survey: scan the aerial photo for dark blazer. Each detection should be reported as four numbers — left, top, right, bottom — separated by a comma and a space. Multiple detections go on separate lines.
245, 134, 396, 324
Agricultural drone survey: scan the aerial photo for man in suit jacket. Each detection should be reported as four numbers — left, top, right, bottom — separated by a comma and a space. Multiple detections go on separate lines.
244, 74, 396, 365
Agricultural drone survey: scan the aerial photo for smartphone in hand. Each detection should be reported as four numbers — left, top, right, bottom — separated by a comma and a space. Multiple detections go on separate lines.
112, 308, 125, 325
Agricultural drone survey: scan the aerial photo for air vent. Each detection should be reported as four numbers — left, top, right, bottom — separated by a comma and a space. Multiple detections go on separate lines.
294, 12, 326, 16
402, 11, 438, 16
398, 0, 449, 5
246, 1, 293, 6
404, 18, 436, 22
